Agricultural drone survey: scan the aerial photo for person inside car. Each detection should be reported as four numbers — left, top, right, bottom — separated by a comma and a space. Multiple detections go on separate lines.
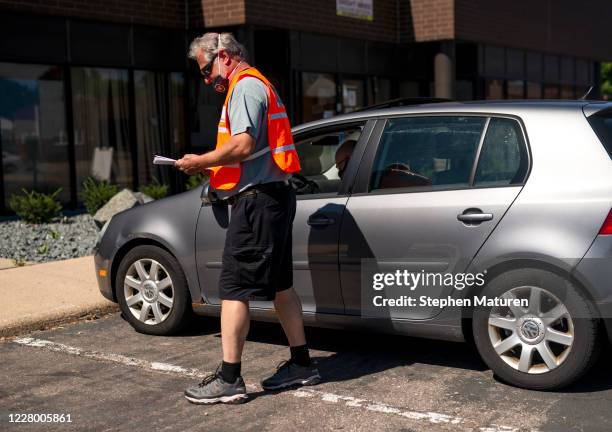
335, 135, 358, 179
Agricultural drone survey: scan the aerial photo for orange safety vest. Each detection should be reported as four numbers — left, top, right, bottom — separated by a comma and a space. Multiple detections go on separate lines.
208, 67, 301, 190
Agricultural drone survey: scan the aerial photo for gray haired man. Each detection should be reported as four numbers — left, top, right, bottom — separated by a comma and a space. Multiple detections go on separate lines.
177, 32, 320, 404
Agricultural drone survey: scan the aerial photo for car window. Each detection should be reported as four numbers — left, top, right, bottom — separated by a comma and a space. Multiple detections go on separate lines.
587, 110, 612, 160
474, 117, 527, 186
292, 125, 364, 195
369, 116, 486, 192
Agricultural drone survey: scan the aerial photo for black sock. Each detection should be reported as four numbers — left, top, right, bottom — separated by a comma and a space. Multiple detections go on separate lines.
290, 344, 311, 367
220, 361, 241, 383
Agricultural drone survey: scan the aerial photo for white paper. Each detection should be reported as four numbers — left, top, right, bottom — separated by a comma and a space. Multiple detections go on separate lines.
153, 155, 177, 165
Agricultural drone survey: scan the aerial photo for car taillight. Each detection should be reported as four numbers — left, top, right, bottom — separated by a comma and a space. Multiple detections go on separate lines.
599, 209, 612, 235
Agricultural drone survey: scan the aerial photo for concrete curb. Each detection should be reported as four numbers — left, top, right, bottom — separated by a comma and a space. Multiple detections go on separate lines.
0, 304, 120, 339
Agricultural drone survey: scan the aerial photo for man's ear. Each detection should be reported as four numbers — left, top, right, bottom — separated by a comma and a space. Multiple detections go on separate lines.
218, 49, 231, 66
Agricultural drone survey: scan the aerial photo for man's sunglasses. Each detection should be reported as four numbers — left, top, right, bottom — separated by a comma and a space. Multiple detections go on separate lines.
200, 54, 217, 78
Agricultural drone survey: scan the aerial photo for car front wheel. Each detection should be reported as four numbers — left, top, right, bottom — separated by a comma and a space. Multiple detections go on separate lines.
472, 268, 600, 390
116, 245, 194, 335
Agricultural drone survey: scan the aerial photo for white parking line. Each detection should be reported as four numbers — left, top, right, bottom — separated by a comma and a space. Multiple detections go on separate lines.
12, 337, 537, 432
292, 388, 463, 424
13, 337, 209, 378
291, 389, 534, 432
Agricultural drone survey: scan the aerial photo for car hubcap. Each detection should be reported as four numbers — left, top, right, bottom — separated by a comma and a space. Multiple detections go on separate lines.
487, 286, 574, 374
123, 258, 174, 325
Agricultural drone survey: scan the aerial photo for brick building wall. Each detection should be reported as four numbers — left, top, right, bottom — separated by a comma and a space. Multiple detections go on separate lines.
203, 0, 245, 27
202, 0, 399, 43
455, 0, 612, 60
0, 0, 187, 28
188, 0, 205, 28
2, 0, 611, 61
407, 0, 454, 42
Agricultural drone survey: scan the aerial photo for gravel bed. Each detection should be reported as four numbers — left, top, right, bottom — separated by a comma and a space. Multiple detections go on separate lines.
0, 214, 100, 264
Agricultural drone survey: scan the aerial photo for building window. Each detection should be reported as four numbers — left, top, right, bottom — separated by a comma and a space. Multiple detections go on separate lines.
526, 52, 543, 83
561, 84, 575, 99
134, 71, 185, 188
543, 84, 560, 99
169, 72, 186, 156
71, 67, 132, 193
341, 78, 364, 113
399, 81, 420, 98
456, 80, 474, 101
302, 72, 336, 122
507, 80, 524, 99
483, 45, 505, 77
368, 77, 391, 105
0, 62, 70, 207
526, 82, 542, 99
485, 79, 504, 99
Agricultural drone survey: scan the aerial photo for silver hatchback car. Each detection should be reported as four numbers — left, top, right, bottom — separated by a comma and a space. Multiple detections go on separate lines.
94, 100, 612, 390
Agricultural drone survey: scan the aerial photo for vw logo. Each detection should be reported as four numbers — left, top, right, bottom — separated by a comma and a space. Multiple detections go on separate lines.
521, 320, 540, 339
142, 281, 158, 302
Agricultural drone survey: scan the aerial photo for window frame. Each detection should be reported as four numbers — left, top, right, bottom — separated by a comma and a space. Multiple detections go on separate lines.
473, 117, 531, 187
350, 113, 531, 196
290, 119, 376, 201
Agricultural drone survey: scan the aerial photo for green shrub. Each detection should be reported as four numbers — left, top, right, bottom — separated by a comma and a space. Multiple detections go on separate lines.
185, 173, 207, 190
37, 242, 49, 254
12, 257, 27, 267
139, 178, 168, 200
81, 177, 119, 214
9, 188, 63, 224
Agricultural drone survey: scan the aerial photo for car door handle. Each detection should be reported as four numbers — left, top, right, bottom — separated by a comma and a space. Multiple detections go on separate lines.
307, 215, 335, 226
457, 210, 493, 224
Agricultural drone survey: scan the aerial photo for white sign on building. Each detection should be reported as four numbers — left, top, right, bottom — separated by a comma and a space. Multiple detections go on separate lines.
336, 0, 373, 21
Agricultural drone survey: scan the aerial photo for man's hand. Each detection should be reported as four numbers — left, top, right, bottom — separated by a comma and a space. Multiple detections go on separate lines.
175, 154, 204, 176
175, 133, 256, 176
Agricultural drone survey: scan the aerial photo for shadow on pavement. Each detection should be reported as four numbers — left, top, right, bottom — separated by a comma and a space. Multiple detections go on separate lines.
184, 314, 612, 394
185, 314, 486, 382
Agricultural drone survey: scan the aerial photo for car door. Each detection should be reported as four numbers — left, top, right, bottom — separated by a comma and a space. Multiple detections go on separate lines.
195, 120, 374, 314
339, 115, 529, 319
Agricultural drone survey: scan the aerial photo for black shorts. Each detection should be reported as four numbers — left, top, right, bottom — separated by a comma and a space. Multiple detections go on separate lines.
218, 182, 296, 301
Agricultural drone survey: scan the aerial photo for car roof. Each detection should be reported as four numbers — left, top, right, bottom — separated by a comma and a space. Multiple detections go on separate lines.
292, 100, 612, 133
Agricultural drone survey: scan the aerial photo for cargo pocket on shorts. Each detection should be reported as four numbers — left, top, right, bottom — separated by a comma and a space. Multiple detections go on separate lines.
230, 245, 272, 287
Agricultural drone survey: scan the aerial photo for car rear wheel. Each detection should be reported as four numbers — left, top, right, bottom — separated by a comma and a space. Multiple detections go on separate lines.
116, 245, 194, 335
472, 268, 600, 390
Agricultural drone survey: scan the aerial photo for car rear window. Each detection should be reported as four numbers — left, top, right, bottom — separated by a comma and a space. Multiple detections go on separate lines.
587, 111, 612, 159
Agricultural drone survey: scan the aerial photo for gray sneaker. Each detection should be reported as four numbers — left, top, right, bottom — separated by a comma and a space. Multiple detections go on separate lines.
261, 360, 321, 390
185, 368, 248, 404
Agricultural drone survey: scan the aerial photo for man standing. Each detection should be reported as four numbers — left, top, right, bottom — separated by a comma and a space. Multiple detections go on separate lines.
176, 32, 320, 404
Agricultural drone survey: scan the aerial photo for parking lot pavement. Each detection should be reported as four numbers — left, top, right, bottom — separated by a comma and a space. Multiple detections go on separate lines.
2, 314, 612, 432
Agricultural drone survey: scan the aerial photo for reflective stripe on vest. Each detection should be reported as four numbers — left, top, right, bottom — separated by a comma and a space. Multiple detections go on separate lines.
208, 67, 301, 191
269, 112, 288, 120
242, 143, 297, 162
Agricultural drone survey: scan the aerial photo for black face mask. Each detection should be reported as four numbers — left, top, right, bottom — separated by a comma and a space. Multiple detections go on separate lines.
213, 34, 228, 93
212, 62, 228, 93
212, 59, 244, 93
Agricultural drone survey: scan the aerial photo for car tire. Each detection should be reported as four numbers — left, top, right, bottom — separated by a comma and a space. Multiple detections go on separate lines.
472, 268, 600, 390
116, 245, 195, 335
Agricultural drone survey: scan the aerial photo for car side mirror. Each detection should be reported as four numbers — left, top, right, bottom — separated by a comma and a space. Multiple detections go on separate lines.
200, 183, 222, 206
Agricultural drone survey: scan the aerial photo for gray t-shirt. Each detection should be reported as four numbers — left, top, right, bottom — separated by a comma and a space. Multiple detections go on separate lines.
215, 76, 290, 200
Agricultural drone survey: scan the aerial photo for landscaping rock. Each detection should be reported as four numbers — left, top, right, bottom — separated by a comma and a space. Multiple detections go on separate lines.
0, 214, 98, 264
93, 189, 152, 228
